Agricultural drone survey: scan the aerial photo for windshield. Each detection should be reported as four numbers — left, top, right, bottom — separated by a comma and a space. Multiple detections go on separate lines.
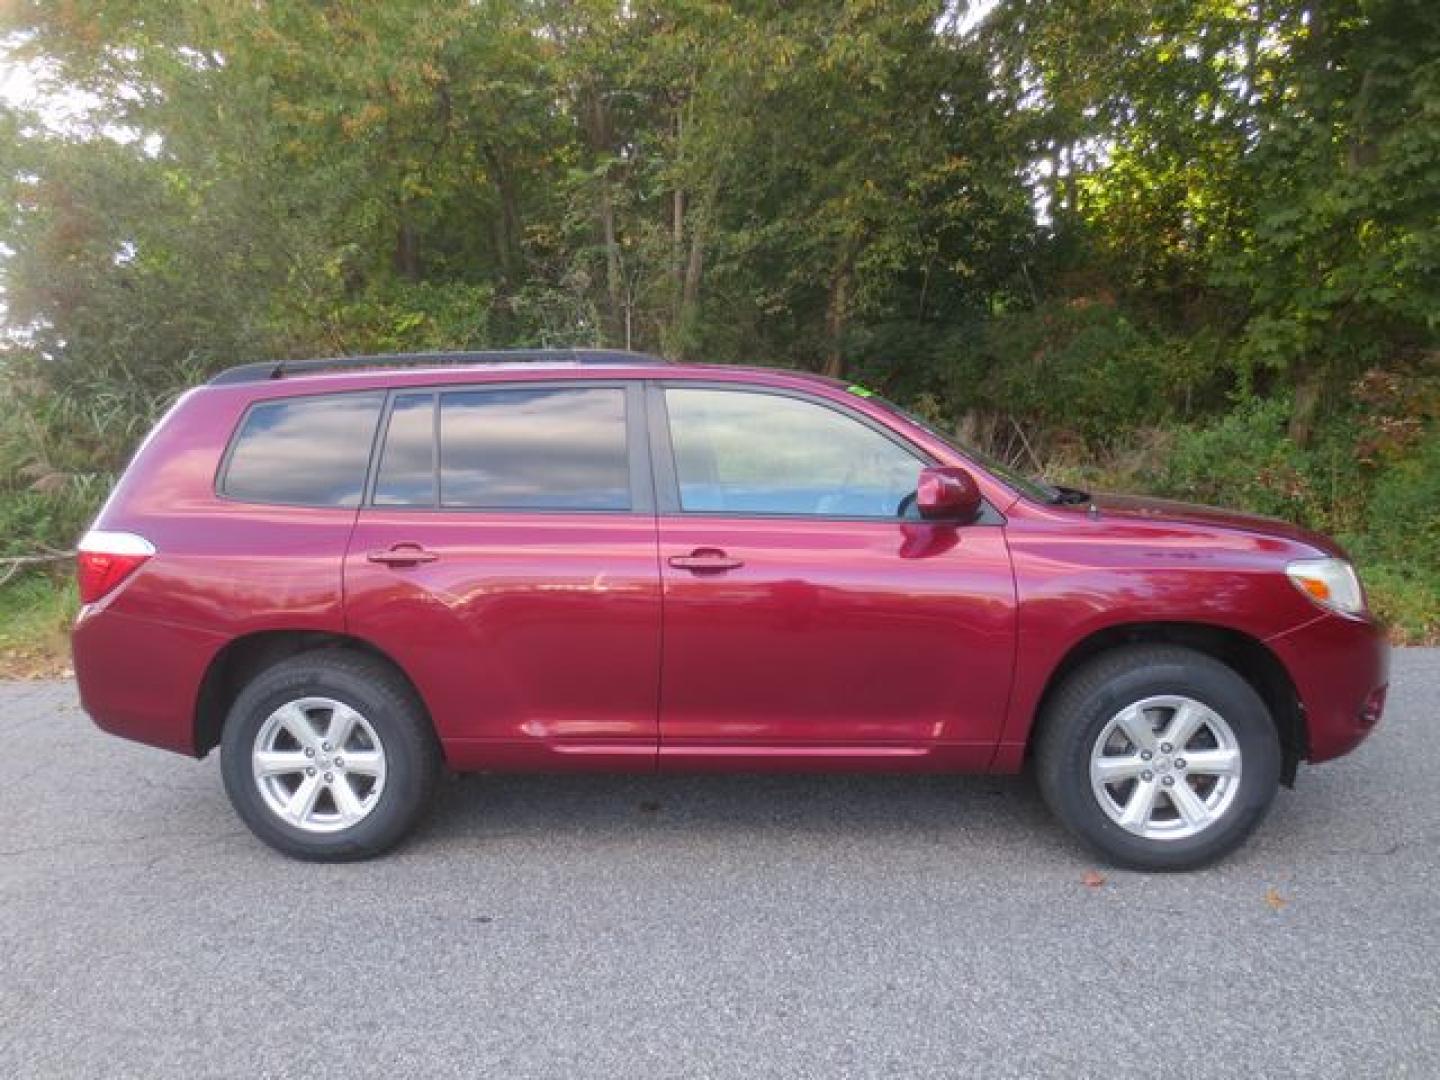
858, 392, 1061, 504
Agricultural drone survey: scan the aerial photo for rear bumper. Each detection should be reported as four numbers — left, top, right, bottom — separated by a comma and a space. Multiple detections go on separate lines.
72, 605, 226, 757
1266, 613, 1390, 764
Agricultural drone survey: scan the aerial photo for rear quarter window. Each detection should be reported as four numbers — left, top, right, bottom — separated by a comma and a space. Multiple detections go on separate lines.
220, 392, 384, 507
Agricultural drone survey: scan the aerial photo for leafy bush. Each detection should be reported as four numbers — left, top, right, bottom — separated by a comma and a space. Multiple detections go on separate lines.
1151, 396, 1322, 524
1348, 432, 1440, 576
947, 301, 1230, 450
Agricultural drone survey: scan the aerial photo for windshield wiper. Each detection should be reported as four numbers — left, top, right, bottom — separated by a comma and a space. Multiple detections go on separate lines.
1048, 485, 1092, 506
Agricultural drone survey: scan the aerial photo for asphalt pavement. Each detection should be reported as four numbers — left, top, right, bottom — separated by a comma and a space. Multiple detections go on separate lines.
2, 651, 1437, 1079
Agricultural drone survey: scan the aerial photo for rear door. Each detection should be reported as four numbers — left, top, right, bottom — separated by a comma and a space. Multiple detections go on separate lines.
343, 380, 661, 771
651, 383, 1016, 769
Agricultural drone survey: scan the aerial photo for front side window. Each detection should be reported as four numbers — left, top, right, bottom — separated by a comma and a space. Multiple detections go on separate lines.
438, 387, 630, 510
221, 393, 383, 507
663, 388, 922, 517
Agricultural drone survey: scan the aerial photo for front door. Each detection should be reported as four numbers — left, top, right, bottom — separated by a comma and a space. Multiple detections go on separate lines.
651, 384, 1016, 769
343, 381, 660, 771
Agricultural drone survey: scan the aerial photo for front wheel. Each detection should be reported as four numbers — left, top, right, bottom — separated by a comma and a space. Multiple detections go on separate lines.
1035, 645, 1281, 871
220, 651, 440, 861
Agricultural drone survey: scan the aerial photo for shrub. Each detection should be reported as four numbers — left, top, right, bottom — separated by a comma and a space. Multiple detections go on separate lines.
1349, 431, 1440, 576
1152, 396, 1323, 524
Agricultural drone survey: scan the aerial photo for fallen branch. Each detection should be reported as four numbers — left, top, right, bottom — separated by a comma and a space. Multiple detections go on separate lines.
0, 551, 75, 588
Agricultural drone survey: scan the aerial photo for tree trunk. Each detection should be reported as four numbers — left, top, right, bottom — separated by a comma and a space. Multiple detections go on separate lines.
598, 185, 623, 341
672, 186, 686, 316
581, 88, 624, 343
1288, 368, 1323, 447
682, 217, 705, 314
671, 107, 686, 319
823, 259, 852, 379
481, 144, 523, 282
393, 218, 420, 282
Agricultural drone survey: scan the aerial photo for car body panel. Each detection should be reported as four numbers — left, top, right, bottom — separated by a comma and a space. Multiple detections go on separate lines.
343, 510, 663, 764
655, 515, 1016, 766
993, 497, 1348, 763
72, 388, 355, 756
1265, 612, 1390, 763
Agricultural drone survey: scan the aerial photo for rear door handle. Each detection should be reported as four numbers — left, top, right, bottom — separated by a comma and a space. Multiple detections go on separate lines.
667, 548, 744, 572
367, 544, 439, 567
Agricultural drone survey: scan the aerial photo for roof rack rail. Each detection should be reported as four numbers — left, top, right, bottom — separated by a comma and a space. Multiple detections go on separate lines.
208, 348, 667, 386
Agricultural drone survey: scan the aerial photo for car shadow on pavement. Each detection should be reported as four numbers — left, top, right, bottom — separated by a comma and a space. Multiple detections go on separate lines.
409, 768, 1076, 857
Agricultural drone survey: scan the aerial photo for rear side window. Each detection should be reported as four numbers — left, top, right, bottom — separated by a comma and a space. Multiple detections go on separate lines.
439, 387, 629, 510
374, 392, 436, 506
221, 393, 383, 507
368, 386, 632, 511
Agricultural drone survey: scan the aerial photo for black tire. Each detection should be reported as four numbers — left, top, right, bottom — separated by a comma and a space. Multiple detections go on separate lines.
220, 650, 441, 861
1035, 645, 1281, 871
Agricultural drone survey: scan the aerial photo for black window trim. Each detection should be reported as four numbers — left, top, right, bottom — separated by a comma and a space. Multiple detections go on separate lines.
364, 389, 438, 509
360, 379, 653, 516
215, 388, 387, 510
646, 381, 1004, 525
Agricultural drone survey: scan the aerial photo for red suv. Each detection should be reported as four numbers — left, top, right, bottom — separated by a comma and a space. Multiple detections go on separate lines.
72, 351, 1388, 867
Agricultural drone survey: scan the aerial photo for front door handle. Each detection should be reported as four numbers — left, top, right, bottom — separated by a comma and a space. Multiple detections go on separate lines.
367, 544, 439, 567
667, 548, 744, 572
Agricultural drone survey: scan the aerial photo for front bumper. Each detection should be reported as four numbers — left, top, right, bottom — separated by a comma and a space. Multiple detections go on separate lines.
1266, 612, 1390, 764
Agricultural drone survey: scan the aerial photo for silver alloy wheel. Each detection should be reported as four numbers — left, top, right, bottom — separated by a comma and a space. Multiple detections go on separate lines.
1089, 694, 1242, 841
252, 697, 387, 834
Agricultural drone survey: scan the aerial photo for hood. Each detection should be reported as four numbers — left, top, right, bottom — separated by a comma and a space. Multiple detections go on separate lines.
1090, 493, 1345, 557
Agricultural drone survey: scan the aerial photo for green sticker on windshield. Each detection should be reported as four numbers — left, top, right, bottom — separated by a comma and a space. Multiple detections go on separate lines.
846, 384, 876, 398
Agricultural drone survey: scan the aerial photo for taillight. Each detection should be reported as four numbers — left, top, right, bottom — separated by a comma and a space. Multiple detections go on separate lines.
76, 530, 155, 604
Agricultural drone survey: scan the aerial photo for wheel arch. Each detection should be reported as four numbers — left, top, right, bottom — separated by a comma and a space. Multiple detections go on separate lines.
1027, 621, 1306, 786
194, 630, 431, 758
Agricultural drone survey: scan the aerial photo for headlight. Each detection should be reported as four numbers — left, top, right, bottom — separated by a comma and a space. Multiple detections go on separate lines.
1286, 557, 1366, 617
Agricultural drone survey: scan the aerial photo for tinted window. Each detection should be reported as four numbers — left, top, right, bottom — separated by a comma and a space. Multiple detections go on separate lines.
439, 387, 630, 510
374, 393, 436, 506
664, 388, 921, 517
222, 393, 383, 507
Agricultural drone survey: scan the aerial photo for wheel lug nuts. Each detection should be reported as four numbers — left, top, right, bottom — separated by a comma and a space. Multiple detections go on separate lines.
304, 748, 315, 758
1175, 758, 1187, 769
1162, 776, 1175, 787
1141, 750, 1153, 761
1160, 743, 1173, 753
306, 767, 316, 776
322, 743, 332, 752
324, 772, 334, 783
1141, 770, 1154, 781
334, 757, 344, 767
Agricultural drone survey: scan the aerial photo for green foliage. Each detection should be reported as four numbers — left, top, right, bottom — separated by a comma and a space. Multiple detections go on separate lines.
0, 574, 77, 676
1154, 397, 1321, 525
1347, 430, 1440, 643
1351, 433, 1440, 577
1356, 562, 1440, 645
955, 301, 1231, 446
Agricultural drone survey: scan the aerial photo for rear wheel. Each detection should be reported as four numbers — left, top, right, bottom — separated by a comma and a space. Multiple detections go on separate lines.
221, 651, 440, 861
1035, 645, 1281, 871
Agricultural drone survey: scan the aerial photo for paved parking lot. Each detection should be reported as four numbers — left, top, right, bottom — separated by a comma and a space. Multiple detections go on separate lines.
1, 650, 1437, 1078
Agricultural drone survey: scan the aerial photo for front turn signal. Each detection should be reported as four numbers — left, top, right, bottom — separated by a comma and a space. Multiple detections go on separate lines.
1285, 557, 1366, 618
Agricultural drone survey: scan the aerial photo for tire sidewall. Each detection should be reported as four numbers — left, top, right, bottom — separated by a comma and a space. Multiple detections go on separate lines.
220, 657, 432, 860
1044, 653, 1281, 871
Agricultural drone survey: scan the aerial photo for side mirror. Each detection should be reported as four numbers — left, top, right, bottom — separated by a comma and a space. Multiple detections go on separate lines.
915, 466, 982, 523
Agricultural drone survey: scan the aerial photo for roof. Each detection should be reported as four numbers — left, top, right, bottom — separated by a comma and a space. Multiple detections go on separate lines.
207, 348, 668, 386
